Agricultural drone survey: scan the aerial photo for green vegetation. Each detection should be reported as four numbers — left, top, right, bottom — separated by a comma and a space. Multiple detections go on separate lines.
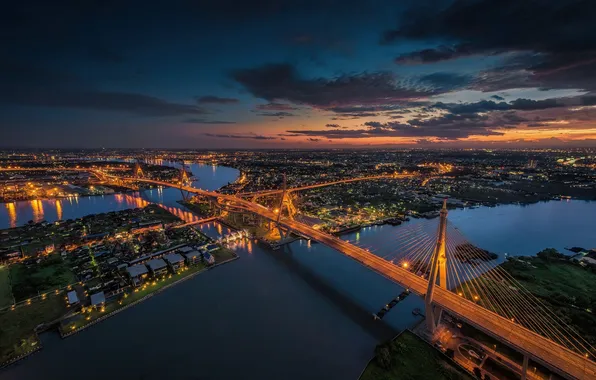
0, 295, 66, 363
10, 255, 76, 301
212, 247, 237, 262
178, 200, 212, 216
360, 331, 472, 380
501, 249, 596, 346
0, 266, 14, 308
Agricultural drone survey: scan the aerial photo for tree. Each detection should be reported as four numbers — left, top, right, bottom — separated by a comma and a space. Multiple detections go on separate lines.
374, 344, 393, 370
473, 367, 482, 379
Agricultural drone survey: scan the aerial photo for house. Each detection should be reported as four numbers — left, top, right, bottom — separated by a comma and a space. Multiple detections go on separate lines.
90, 291, 105, 308
163, 253, 185, 271
67, 290, 79, 306
203, 252, 215, 265
126, 264, 149, 286
205, 243, 219, 253
146, 258, 168, 277
178, 246, 194, 255
182, 250, 202, 265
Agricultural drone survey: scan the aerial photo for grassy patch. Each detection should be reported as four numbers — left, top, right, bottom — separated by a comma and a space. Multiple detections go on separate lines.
0, 295, 67, 363
500, 250, 596, 347
10, 255, 76, 301
0, 266, 14, 308
360, 330, 473, 380
212, 247, 237, 263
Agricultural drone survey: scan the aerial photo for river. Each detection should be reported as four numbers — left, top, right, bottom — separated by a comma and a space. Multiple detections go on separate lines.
1, 165, 595, 379
0, 162, 239, 229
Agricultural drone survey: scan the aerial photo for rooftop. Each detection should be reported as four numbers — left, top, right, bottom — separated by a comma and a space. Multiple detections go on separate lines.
163, 253, 184, 264
90, 291, 105, 306
126, 264, 148, 277
146, 258, 167, 271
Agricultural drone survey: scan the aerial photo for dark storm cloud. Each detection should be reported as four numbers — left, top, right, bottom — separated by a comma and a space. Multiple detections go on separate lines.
395, 45, 479, 64
0, 62, 206, 117
230, 63, 437, 109
204, 133, 276, 140
255, 102, 298, 111
433, 96, 596, 115
183, 118, 237, 124
2, 89, 207, 117
195, 96, 239, 104
385, 0, 596, 90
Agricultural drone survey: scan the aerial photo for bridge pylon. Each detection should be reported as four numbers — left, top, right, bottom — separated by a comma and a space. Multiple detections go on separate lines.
134, 161, 144, 178
273, 173, 298, 239
424, 198, 448, 334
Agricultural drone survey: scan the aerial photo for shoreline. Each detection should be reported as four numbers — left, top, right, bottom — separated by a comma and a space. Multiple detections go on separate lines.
0, 254, 240, 371
60, 254, 239, 339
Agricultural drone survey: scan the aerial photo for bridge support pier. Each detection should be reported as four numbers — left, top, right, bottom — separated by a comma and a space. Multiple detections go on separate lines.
424, 199, 448, 335
522, 355, 528, 380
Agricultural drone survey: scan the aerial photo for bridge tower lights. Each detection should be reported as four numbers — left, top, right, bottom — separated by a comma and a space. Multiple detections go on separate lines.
424, 198, 448, 334
134, 161, 144, 178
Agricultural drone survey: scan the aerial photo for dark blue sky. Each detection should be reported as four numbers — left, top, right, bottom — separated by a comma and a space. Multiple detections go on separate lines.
2, 0, 596, 148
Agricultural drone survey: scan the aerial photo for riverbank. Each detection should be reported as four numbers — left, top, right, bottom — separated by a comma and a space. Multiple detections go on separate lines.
359, 330, 473, 380
0, 247, 238, 369
500, 249, 596, 347
60, 249, 238, 337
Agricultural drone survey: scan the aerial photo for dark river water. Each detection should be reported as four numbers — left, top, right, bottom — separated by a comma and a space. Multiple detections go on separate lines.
1, 164, 595, 380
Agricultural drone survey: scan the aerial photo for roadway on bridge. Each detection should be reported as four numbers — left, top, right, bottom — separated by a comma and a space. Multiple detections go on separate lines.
240, 173, 415, 197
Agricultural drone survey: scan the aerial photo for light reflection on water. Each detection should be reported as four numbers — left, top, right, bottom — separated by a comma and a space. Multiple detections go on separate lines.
0, 163, 239, 229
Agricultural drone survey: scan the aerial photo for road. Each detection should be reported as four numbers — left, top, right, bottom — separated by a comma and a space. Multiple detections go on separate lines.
239, 173, 416, 197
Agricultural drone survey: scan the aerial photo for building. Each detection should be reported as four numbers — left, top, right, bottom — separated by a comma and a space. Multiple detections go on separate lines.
203, 252, 215, 265
205, 243, 219, 253
67, 290, 79, 306
178, 246, 194, 255
90, 291, 105, 308
163, 253, 185, 271
182, 250, 202, 265
126, 264, 149, 286
146, 258, 168, 277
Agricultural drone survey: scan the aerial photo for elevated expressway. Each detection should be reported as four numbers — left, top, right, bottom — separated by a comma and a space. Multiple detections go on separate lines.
19, 169, 596, 379
238, 173, 416, 198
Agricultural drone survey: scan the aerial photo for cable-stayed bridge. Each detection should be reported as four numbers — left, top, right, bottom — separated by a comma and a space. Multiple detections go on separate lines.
3, 166, 595, 379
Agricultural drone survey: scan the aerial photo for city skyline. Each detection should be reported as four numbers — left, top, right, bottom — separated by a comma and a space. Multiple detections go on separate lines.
2, 0, 596, 148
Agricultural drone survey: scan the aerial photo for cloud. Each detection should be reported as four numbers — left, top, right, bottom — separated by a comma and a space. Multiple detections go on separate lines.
257, 111, 296, 118
433, 96, 596, 115
418, 72, 472, 91
307, 138, 321, 142
383, 0, 596, 91
255, 102, 298, 111
230, 63, 437, 109
204, 133, 276, 140
395, 45, 479, 64
3, 89, 208, 117
195, 96, 239, 104
287, 111, 508, 140
491, 95, 505, 101
183, 118, 236, 124
325, 123, 342, 128
0, 62, 207, 117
